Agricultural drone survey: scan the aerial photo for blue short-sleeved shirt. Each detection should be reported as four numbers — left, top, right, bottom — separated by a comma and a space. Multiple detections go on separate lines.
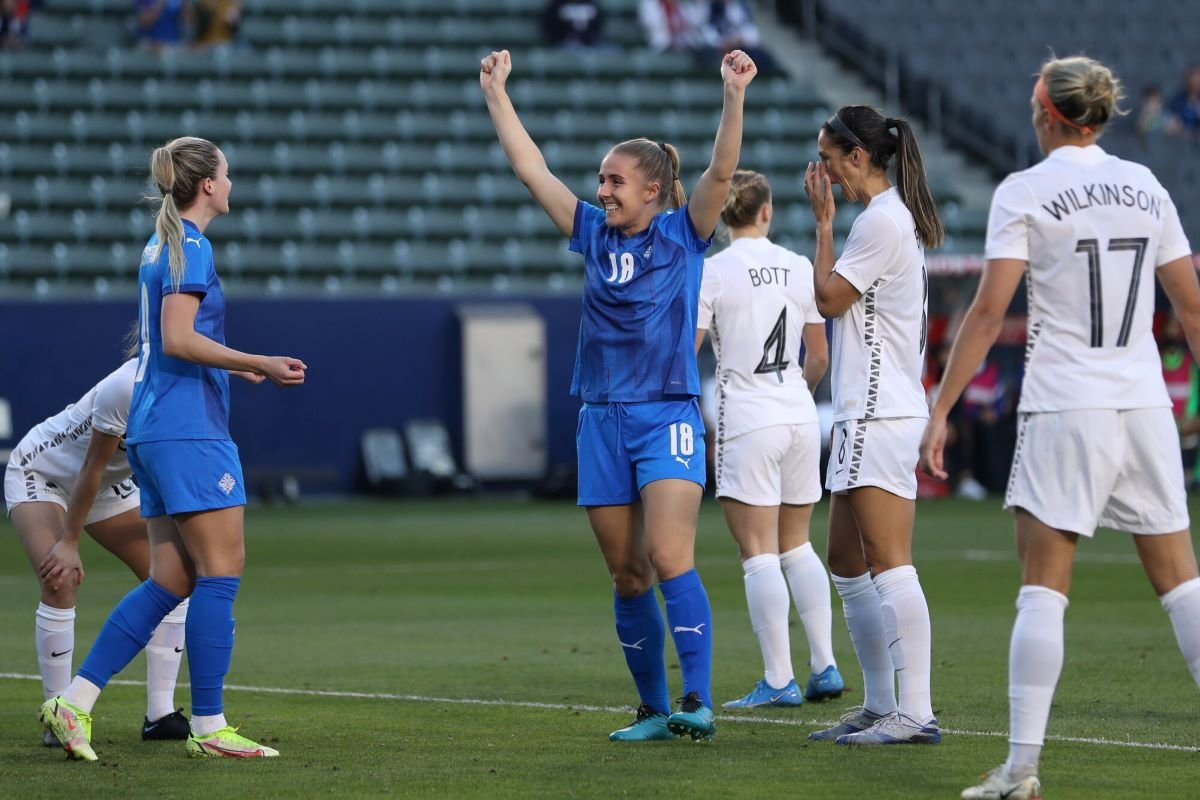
569, 201, 711, 402
136, 0, 187, 46
127, 219, 232, 444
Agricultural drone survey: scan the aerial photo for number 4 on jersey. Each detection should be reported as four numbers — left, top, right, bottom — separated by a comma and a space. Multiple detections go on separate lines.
755, 307, 790, 383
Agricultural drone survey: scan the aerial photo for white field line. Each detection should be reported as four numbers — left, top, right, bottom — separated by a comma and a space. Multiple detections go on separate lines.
0, 549, 1143, 586
2, 672, 1196, 753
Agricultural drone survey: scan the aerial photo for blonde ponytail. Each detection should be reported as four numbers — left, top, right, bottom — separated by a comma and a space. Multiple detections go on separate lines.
147, 137, 221, 289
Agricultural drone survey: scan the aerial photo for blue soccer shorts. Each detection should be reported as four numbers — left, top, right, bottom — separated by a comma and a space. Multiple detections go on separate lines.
128, 439, 247, 517
576, 398, 706, 506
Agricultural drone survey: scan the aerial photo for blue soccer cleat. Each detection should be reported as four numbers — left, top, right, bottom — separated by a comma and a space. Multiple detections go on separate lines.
835, 711, 941, 746
722, 678, 804, 709
666, 691, 715, 740
609, 704, 674, 742
805, 665, 846, 701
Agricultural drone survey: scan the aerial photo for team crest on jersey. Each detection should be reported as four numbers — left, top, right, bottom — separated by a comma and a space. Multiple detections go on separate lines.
643, 245, 653, 260
218, 473, 237, 494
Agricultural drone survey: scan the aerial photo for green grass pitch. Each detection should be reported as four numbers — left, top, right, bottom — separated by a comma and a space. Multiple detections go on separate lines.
1, 497, 1197, 798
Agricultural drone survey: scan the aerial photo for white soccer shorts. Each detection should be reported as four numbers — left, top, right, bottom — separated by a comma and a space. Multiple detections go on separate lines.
716, 422, 822, 506
4, 460, 140, 525
1005, 406, 1189, 536
825, 417, 923, 500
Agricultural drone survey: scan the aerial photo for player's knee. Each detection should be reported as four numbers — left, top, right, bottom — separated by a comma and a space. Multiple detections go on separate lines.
611, 565, 654, 596
40, 575, 80, 605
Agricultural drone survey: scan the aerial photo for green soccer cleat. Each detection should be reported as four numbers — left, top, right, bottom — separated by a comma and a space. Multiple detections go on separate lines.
608, 703, 674, 742
40, 696, 97, 762
666, 691, 716, 741
186, 726, 280, 758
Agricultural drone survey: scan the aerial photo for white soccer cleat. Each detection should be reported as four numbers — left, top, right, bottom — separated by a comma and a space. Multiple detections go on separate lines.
961, 766, 1043, 800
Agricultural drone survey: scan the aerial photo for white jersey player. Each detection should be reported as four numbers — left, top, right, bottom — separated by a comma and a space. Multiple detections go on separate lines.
695, 170, 844, 710
921, 56, 1200, 800
4, 353, 190, 744
804, 105, 944, 746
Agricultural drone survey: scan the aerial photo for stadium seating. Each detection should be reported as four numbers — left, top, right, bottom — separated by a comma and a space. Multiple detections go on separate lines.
0, 0, 989, 289
799, 0, 1200, 248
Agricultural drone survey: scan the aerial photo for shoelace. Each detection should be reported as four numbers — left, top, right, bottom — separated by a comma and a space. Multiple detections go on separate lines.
633, 703, 657, 722
836, 706, 870, 723
677, 692, 704, 713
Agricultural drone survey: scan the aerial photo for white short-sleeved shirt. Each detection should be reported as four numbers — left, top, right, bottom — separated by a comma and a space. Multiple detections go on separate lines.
698, 237, 824, 440
830, 187, 930, 422
11, 360, 137, 495
986, 145, 1192, 412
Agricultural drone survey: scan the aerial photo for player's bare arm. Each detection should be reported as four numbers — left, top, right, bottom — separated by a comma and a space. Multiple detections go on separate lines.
480, 49, 576, 237
689, 50, 757, 239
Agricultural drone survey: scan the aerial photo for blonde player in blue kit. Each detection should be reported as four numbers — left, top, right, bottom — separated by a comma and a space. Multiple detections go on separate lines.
481, 47, 757, 741
41, 136, 306, 761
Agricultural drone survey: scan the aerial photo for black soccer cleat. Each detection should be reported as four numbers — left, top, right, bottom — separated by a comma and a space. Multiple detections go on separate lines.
142, 709, 190, 741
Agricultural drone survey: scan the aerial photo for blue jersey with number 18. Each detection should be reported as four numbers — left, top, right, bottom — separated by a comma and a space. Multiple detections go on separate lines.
568, 200, 711, 403
127, 219, 231, 445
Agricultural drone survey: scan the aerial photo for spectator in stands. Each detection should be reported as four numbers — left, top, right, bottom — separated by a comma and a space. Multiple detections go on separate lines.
957, 356, 1013, 497
700, 0, 781, 76
1167, 65, 1200, 136
0, 0, 32, 50
542, 0, 609, 50
1137, 86, 1181, 145
193, 0, 240, 50
639, 0, 706, 57
1162, 312, 1199, 483
135, 0, 193, 52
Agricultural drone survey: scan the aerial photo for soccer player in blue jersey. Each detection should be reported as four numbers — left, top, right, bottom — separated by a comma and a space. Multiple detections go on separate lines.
481, 48, 757, 742
41, 136, 306, 761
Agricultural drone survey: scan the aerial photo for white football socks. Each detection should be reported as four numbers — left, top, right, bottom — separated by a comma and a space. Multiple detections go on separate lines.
874, 565, 934, 723
742, 553, 794, 688
1160, 576, 1200, 688
35, 603, 75, 700
191, 713, 229, 737
62, 676, 102, 715
832, 572, 896, 715
780, 543, 837, 674
1005, 584, 1068, 780
145, 597, 188, 721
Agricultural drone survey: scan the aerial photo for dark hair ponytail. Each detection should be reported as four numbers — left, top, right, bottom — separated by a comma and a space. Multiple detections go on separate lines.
822, 107, 944, 249
888, 118, 944, 249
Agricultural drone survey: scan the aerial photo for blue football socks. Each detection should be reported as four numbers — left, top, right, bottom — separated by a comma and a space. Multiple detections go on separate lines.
614, 588, 670, 716
78, 579, 183, 690
660, 569, 714, 709
187, 576, 241, 716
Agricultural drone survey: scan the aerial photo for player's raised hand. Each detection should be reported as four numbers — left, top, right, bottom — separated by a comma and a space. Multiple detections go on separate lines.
805, 161, 835, 227
918, 416, 949, 481
720, 50, 757, 90
261, 356, 307, 387
479, 50, 512, 94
